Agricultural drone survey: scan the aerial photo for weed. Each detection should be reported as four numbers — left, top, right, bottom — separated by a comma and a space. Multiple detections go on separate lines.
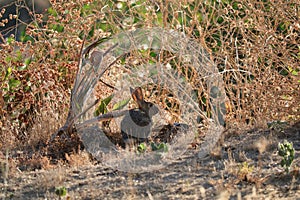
0, 0, 299, 184
278, 140, 295, 173
237, 161, 254, 181
137, 143, 147, 154
55, 186, 67, 199
150, 142, 168, 153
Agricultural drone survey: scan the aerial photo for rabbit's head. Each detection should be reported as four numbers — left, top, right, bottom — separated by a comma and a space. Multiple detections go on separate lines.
130, 87, 159, 117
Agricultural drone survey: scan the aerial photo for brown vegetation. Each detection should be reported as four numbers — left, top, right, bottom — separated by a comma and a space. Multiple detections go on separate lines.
0, 0, 299, 198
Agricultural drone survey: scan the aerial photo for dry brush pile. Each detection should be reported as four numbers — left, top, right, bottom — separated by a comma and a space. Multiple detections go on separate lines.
0, 0, 299, 166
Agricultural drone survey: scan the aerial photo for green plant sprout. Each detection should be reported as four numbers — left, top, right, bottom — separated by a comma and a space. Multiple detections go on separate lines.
55, 186, 67, 199
278, 140, 295, 173
94, 94, 131, 116
150, 142, 168, 153
136, 142, 168, 154
137, 143, 147, 153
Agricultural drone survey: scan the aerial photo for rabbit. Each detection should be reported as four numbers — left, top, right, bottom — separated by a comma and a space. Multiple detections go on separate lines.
121, 87, 159, 148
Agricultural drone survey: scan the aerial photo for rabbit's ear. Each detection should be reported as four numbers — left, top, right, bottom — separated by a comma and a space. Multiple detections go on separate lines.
130, 87, 144, 108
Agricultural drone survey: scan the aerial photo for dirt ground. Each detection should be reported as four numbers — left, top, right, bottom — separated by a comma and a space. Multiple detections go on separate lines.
1, 123, 299, 200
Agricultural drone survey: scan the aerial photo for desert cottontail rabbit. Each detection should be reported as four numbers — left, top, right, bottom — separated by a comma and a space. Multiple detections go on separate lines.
121, 87, 159, 147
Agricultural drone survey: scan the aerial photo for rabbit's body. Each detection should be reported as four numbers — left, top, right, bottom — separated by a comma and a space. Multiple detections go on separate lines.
121, 87, 159, 147
121, 108, 152, 141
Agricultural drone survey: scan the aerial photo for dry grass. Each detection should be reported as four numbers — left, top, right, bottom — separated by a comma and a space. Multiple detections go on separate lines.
0, 0, 298, 146
0, 0, 299, 198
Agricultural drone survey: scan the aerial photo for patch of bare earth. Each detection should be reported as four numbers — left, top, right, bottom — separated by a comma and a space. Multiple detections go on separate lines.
1, 123, 299, 199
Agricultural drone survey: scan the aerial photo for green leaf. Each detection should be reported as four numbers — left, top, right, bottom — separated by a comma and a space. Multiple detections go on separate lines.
15, 50, 23, 62
49, 24, 64, 32
157, 143, 168, 152
88, 26, 95, 38
94, 94, 113, 116
8, 79, 21, 89
291, 70, 298, 76
149, 52, 157, 58
24, 58, 31, 66
5, 56, 12, 62
4, 67, 12, 80
6, 36, 15, 44
278, 140, 295, 173
55, 186, 67, 197
48, 7, 58, 17
137, 143, 147, 153
99, 23, 112, 32
150, 142, 157, 150
57, 24, 64, 32
278, 22, 286, 31
155, 12, 163, 26
112, 98, 131, 111
21, 35, 34, 43
151, 142, 168, 152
